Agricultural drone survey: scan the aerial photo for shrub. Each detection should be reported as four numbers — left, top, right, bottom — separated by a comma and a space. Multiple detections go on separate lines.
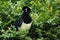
0, 0, 60, 40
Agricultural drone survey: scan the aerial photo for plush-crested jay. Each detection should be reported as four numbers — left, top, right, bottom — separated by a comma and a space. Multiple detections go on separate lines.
16, 6, 32, 31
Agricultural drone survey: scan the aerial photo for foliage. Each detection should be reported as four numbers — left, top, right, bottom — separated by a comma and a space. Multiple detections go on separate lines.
0, 0, 60, 40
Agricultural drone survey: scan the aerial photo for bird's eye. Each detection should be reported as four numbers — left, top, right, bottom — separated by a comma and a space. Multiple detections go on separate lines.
25, 8, 27, 12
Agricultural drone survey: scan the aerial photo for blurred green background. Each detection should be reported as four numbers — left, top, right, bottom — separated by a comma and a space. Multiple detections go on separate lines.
0, 0, 60, 40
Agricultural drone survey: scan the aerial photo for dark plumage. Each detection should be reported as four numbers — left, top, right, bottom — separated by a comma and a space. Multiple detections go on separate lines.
16, 6, 32, 31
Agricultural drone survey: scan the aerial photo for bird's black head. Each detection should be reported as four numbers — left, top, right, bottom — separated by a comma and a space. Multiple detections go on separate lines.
22, 6, 31, 14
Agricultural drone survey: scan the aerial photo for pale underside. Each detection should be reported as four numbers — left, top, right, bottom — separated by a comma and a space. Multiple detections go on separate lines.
19, 22, 32, 31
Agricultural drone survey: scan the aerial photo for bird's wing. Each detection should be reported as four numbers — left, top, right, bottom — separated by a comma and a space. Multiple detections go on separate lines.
17, 19, 23, 27
16, 19, 23, 31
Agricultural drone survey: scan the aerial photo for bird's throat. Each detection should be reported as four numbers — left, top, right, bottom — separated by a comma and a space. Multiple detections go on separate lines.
22, 13, 32, 24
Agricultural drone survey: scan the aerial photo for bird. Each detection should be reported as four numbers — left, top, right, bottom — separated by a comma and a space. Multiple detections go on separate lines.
15, 6, 32, 31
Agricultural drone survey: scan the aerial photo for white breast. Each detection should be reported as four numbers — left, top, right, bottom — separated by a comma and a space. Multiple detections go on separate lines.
20, 22, 32, 30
